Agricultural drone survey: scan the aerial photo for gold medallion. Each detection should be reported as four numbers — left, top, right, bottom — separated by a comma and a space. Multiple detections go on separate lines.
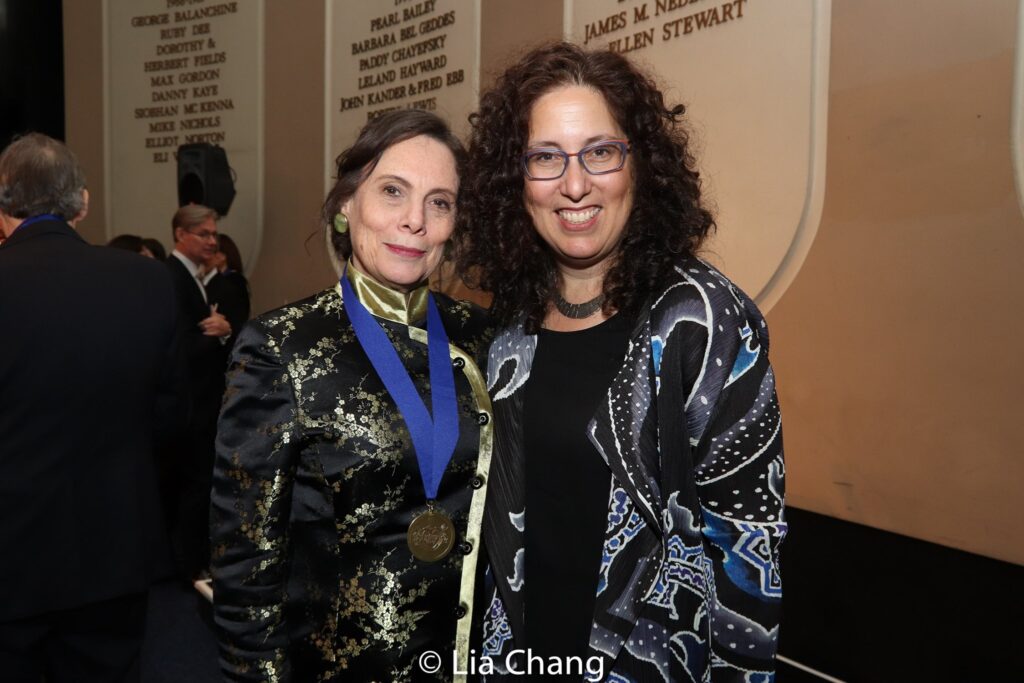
407, 507, 456, 562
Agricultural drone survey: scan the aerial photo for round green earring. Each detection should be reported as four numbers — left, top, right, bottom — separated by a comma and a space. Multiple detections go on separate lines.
333, 212, 349, 234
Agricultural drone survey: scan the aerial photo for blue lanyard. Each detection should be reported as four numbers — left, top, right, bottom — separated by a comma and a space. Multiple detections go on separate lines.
340, 269, 460, 500
13, 213, 62, 234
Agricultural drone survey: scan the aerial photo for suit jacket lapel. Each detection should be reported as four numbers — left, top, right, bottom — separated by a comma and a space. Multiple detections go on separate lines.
167, 254, 209, 317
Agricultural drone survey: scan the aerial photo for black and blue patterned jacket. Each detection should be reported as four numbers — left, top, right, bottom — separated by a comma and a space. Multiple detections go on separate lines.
480, 257, 785, 682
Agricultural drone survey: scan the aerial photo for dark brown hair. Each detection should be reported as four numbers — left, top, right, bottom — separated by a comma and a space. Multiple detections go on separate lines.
107, 234, 146, 254
142, 237, 167, 261
454, 42, 715, 332
218, 233, 244, 272
321, 109, 467, 271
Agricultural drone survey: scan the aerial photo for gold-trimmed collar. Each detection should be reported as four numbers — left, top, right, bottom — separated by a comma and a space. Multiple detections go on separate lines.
342, 261, 429, 326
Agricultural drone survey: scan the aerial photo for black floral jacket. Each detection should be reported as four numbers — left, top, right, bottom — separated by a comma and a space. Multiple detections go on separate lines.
211, 268, 494, 682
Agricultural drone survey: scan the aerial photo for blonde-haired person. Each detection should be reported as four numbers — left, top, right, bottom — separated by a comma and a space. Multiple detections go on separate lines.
164, 203, 232, 581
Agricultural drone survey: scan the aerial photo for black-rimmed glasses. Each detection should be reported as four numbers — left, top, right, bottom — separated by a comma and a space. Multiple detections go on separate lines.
523, 139, 630, 180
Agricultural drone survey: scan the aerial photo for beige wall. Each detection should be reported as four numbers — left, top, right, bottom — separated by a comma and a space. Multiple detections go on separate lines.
65, 0, 560, 311
250, 0, 335, 311
770, 0, 1023, 564
480, 0, 564, 85
63, 1, 106, 247
64, 0, 1023, 564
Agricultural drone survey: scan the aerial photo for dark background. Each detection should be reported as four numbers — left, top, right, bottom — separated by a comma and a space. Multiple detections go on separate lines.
778, 507, 1022, 682
0, 0, 64, 146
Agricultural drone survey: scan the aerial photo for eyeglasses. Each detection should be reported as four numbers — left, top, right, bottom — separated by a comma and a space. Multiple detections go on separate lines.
187, 229, 219, 241
523, 139, 630, 180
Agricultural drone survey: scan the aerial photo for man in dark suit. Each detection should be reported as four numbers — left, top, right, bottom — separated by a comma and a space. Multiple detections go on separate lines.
0, 133, 184, 681
164, 204, 231, 581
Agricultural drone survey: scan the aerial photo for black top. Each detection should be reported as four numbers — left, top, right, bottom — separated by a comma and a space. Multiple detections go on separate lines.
523, 313, 632, 672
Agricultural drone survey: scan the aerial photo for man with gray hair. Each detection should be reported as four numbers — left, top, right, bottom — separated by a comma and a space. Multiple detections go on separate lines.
0, 133, 183, 681
164, 203, 231, 582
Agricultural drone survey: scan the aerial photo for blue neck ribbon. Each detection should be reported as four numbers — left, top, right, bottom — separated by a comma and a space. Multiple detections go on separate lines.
340, 269, 460, 501
14, 214, 62, 234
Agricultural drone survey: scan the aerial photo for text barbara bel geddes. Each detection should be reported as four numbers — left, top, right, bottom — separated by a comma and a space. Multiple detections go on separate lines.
416, 648, 605, 680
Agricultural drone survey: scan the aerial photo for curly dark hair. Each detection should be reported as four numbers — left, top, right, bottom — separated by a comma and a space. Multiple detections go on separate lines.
321, 109, 466, 274
454, 42, 715, 332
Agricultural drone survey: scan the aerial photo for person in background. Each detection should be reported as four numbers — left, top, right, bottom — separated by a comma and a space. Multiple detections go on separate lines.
165, 204, 232, 581
210, 109, 493, 681
455, 42, 786, 681
142, 236, 167, 261
108, 233, 155, 258
204, 233, 250, 346
0, 132, 184, 682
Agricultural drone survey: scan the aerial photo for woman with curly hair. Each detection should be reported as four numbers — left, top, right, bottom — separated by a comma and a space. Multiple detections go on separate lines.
456, 42, 786, 681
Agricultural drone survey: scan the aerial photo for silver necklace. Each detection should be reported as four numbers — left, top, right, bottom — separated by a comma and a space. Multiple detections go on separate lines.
554, 292, 605, 319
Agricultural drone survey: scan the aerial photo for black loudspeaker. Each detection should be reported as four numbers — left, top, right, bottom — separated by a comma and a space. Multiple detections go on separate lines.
176, 143, 236, 216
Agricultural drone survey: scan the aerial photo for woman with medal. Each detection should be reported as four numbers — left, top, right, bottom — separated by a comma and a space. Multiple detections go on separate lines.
211, 110, 493, 682
456, 43, 786, 681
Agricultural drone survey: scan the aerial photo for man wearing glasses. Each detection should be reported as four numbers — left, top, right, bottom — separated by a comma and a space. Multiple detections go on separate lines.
166, 205, 231, 583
